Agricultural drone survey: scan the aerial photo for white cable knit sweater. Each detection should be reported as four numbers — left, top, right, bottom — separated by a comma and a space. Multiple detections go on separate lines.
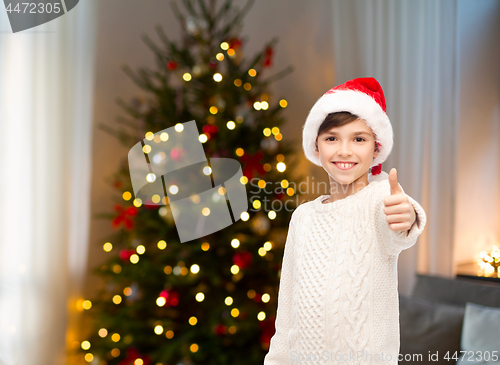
264, 177, 427, 365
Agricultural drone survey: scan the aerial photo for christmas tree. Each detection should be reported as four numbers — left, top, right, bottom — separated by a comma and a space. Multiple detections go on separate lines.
73, 0, 305, 364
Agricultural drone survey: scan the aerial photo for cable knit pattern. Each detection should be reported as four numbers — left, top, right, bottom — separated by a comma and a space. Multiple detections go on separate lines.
263, 176, 427, 365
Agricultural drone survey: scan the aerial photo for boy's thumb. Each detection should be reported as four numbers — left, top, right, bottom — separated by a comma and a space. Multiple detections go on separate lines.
389, 168, 402, 195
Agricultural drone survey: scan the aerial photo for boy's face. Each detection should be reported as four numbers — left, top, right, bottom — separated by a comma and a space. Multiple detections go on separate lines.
314, 118, 379, 185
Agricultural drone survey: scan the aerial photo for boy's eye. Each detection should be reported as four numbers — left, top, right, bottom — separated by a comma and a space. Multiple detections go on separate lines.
325, 137, 366, 142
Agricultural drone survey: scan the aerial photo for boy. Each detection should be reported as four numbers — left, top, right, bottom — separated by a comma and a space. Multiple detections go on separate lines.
264, 77, 426, 365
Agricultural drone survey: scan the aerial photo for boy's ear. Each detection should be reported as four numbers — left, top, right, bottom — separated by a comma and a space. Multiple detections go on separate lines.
314, 142, 319, 157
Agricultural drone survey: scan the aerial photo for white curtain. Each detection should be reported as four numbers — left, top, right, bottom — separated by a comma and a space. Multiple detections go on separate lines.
0, 1, 96, 364
332, 0, 458, 294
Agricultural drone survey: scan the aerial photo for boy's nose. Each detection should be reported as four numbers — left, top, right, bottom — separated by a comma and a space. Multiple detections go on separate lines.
338, 143, 352, 156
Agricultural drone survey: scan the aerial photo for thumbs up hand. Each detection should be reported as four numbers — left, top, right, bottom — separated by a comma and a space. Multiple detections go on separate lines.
384, 168, 416, 233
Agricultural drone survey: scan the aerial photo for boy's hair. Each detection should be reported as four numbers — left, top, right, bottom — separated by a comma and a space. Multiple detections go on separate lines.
314, 111, 380, 154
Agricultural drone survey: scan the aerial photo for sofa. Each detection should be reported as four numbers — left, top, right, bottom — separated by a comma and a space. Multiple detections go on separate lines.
398, 274, 500, 365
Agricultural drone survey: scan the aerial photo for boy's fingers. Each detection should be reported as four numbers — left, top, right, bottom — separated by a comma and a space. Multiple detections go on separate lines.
384, 204, 408, 214
384, 194, 406, 206
385, 212, 410, 223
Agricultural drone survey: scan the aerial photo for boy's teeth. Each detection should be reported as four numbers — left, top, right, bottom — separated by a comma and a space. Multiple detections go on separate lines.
337, 163, 355, 168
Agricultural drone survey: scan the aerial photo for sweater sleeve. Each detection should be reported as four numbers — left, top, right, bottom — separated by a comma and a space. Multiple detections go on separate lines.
263, 209, 297, 365
377, 180, 427, 257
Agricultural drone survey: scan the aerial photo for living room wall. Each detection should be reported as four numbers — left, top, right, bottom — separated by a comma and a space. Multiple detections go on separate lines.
452, 0, 500, 273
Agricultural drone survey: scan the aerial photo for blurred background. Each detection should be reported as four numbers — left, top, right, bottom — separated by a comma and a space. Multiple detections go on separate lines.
0, 0, 499, 364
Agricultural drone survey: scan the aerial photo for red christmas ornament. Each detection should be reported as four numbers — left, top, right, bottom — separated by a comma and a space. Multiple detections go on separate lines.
112, 204, 138, 231
118, 347, 152, 365
202, 124, 219, 135
258, 316, 276, 348
209, 60, 217, 70
143, 198, 161, 209
245, 95, 257, 109
166, 61, 177, 70
159, 290, 169, 299
240, 151, 266, 180
227, 37, 242, 50
214, 323, 227, 336
159, 289, 180, 307
263, 46, 274, 68
233, 251, 253, 269
119, 249, 136, 262
253, 292, 262, 303
275, 191, 285, 201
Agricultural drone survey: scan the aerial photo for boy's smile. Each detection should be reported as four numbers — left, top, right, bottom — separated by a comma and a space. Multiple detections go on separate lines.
314, 118, 379, 202
332, 162, 357, 170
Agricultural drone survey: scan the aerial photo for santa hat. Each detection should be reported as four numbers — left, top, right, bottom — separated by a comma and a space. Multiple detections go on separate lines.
302, 77, 393, 182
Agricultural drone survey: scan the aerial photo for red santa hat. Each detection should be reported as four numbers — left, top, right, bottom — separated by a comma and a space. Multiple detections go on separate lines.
302, 77, 393, 182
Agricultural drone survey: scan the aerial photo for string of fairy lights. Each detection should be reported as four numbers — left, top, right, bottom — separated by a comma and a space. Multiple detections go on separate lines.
478, 246, 500, 277
74, 41, 296, 364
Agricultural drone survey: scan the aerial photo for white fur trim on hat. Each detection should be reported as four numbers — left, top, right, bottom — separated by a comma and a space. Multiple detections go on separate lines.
302, 89, 393, 168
